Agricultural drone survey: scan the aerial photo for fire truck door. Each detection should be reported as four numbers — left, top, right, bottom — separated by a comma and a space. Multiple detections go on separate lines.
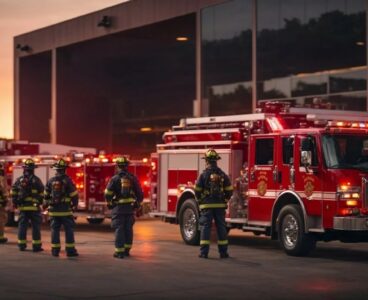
278, 136, 295, 190
248, 135, 279, 224
294, 135, 323, 223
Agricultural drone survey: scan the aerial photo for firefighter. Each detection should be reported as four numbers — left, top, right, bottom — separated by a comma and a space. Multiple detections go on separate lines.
104, 156, 143, 259
44, 159, 79, 257
11, 159, 44, 251
0, 163, 8, 243
195, 149, 233, 259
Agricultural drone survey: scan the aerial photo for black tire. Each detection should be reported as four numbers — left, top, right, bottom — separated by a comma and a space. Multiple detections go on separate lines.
278, 204, 316, 256
179, 199, 200, 245
86, 217, 104, 225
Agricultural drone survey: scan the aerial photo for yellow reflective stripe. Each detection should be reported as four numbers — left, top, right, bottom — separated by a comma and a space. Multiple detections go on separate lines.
10, 190, 18, 195
117, 198, 135, 204
224, 186, 233, 191
200, 240, 210, 245
52, 243, 61, 248
44, 191, 50, 196
115, 248, 124, 253
65, 243, 75, 248
31, 189, 38, 193
104, 189, 113, 195
24, 197, 34, 201
199, 203, 227, 209
64, 198, 71, 203
18, 240, 27, 244
124, 244, 132, 249
194, 186, 202, 191
32, 240, 42, 245
69, 191, 78, 197
19, 207, 39, 211
49, 211, 73, 217
218, 240, 228, 245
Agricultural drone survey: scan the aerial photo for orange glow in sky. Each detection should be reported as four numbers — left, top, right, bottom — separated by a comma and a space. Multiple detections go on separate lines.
0, 0, 127, 139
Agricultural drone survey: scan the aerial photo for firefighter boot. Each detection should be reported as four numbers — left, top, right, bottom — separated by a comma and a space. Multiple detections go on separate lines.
33, 246, 44, 252
220, 252, 230, 259
113, 252, 124, 259
198, 253, 208, 259
124, 249, 130, 257
66, 249, 79, 257
52, 249, 60, 257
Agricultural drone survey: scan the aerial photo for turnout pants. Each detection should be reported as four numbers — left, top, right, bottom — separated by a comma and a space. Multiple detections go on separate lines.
50, 216, 76, 253
18, 211, 42, 249
0, 207, 7, 241
111, 213, 135, 254
199, 208, 228, 255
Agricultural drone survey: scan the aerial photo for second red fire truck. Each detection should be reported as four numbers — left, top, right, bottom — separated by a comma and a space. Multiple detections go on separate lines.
150, 102, 368, 256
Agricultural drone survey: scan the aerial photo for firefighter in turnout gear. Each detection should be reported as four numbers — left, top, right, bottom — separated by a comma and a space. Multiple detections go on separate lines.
0, 163, 9, 243
11, 159, 44, 251
44, 159, 79, 257
104, 156, 143, 259
195, 149, 233, 258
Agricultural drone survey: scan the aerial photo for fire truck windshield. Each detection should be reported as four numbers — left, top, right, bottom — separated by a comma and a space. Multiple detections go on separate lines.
322, 134, 368, 171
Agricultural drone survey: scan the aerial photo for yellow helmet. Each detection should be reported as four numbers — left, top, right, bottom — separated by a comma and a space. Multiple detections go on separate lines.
116, 156, 129, 167
203, 149, 221, 161
23, 158, 37, 169
52, 158, 68, 169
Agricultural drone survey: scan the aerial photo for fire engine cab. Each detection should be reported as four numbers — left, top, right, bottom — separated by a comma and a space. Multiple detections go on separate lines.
150, 102, 368, 256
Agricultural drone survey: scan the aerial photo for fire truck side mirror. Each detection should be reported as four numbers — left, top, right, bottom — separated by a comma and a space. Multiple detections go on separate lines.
301, 151, 312, 168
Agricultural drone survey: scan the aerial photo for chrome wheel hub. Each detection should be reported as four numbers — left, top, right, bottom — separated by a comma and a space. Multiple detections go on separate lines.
183, 208, 197, 239
283, 214, 299, 248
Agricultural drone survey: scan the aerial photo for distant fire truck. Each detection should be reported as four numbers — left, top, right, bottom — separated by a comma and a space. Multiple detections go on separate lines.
0, 140, 150, 224
150, 102, 368, 256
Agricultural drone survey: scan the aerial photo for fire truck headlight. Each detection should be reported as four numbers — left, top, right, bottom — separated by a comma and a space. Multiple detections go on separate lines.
337, 185, 360, 202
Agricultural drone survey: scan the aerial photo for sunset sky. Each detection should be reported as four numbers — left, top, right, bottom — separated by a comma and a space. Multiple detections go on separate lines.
0, 0, 126, 138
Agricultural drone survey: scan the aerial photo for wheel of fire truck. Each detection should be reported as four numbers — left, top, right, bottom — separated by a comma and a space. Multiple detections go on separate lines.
179, 199, 200, 246
278, 204, 316, 256
86, 217, 105, 225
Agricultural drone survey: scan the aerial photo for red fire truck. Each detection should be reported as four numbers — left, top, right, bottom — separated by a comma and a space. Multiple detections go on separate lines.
1, 140, 150, 224
150, 102, 368, 256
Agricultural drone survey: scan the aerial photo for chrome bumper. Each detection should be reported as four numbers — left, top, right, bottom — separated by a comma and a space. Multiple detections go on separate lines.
333, 216, 368, 231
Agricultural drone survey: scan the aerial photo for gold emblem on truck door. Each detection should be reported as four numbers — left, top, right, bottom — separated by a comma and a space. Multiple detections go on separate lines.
257, 180, 267, 196
304, 176, 315, 197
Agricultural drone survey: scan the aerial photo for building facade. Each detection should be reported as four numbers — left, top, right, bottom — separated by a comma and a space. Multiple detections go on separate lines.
14, 0, 367, 157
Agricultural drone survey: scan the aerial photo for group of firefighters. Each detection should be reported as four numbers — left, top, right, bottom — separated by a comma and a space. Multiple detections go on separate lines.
0, 149, 233, 259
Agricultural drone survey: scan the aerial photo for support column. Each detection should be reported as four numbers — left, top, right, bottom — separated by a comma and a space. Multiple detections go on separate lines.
51, 48, 57, 144
195, 9, 206, 117
252, 0, 258, 113
14, 44, 20, 139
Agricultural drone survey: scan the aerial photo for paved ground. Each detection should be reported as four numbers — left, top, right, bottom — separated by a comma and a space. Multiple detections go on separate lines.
1, 217, 368, 299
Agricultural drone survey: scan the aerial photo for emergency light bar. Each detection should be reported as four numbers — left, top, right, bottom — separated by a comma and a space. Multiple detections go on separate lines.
180, 113, 267, 127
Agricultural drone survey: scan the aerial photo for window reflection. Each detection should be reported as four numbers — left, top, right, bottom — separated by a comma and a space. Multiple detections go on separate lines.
201, 0, 252, 115
257, 0, 366, 109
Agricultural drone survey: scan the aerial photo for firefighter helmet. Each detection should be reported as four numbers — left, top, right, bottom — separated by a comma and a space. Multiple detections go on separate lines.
203, 149, 221, 161
116, 156, 129, 167
52, 158, 68, 169
23, 158, 37, 169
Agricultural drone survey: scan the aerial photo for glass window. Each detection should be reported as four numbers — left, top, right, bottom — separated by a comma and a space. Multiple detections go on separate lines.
201, 0, 252, 115
257, 0, 366, 105
300, 136, 318, 166
322, 134, 368, 170
256, 139, 274, 165
282, 137, 294, 164
329, 68, 367, 93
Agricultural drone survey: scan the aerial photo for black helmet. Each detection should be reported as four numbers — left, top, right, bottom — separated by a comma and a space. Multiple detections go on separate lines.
52, 158, 68, 170
23, 158, 37, 170
116, 156, 129, 168
202, 149, 221, 161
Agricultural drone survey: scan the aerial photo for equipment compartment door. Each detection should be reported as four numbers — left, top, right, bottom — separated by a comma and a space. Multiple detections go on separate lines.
248, 135, 279, 224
